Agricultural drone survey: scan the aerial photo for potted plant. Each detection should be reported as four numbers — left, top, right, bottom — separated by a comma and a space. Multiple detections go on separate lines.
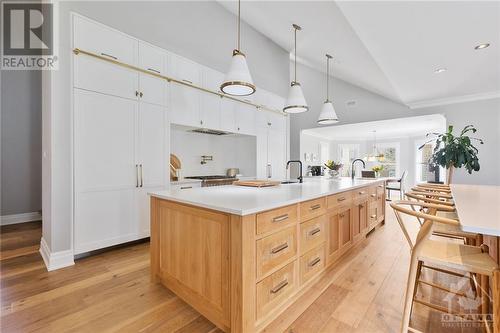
420, 125, 483, 184
372, 165, 384, 178
324, 160, 343, 179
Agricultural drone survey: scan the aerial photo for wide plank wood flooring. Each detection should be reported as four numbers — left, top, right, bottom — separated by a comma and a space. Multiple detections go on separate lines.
0, 204, 483, 332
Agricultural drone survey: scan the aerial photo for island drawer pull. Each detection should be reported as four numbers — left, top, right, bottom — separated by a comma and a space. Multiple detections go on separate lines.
337, 197, 346, 202
270, 280, 288, 294
310, 204, 321, 210
371, 194, 377, 197
358, 191, 366, 195
273, 214, 289, 223
378, 185, 384, 188
339, 213, 345, 218
371, 214, 377, 218
271, 243, 288, 254
308, 257, 321, 267
308, 227, 321, 236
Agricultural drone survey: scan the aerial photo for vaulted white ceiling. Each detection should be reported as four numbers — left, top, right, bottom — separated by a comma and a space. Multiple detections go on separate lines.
217, 1, 500, 108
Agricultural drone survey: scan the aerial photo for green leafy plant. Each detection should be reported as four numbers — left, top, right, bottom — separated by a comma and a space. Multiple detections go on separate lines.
420, 125, 484, 181
372, 165, 384, 173
324, 160, 343, 171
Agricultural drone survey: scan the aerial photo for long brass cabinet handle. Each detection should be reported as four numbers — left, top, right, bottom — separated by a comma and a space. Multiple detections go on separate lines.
100, 52, 117, 60
140, 164, 144, 187
309, 257, 321, 267
135, 164, 139, 187
270, 280, 288, 294
147, 67, 160, 74
271, 243, 288, 254
309, 227, 321, 236
310, 204, 321, 211
273, 214, 289, 223
180, 186, 192, 190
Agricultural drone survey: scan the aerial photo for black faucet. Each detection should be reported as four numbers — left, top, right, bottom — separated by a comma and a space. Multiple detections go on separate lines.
351, 158, 366, 179
286, 160, 303, 183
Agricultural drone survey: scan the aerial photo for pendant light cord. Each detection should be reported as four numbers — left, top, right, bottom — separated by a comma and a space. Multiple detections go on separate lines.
237, 0, 241, 51
294, 26, 297, 83
326, 56, 329, 101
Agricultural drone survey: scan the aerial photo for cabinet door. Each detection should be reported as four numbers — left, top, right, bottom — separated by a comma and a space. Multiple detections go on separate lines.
74, 89, 138, 253
338, 206, 352, 249
73, 16, 138, 100
353, 200, 368, 240
138, 103, 166, 188
138, 43, 165, 106
220, 98, 237, 133
235, 103, 256, 135
268, 130, 286, 180
200, 67, 223, 130
169, 54, 201, 126
327, 210, 340, 263
256, 129, 269, 179
136, 186, 163, 238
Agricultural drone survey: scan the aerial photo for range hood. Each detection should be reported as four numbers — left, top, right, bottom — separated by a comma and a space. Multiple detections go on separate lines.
190, 128, 230, 136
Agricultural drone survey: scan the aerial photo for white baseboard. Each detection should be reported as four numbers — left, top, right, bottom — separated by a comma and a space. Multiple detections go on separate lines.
1, 212, 42, 226
39, 237, 75, 271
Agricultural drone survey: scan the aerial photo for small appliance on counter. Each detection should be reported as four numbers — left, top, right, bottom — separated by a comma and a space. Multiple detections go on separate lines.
310, 165, 323, 176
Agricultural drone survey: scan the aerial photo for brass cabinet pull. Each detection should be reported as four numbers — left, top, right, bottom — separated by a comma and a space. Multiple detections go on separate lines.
100, 52, 117, 60
270, 279, 288, 294
271, 243, 288, 254
371, 194, 376, 197
358, 191, 366, 195
337, 197, 346, 202
135, 91, 139, 97
135, 164, 139, 187
273, 214, 289, 223
140, 164, 144, 187
139, 92, 143, 98
339, 213, 345, 218
371, 214, 377, 218
180, 186, 192, 190
378, 185, 384, 188
308, 257, 321, 267
310, 204, 321, 210
182, 79, 193, 84
309, 227, 321, 236
147, 67, 160, 74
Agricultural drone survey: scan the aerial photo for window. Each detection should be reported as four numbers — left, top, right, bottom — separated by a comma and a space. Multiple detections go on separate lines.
415, 140, 445, 183
375, 142, 400, 177
338, 144, 360, 177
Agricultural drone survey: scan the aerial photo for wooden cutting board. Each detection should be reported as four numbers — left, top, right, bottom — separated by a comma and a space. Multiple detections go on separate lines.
170, 154, 181, 181
233, 180, 281, 188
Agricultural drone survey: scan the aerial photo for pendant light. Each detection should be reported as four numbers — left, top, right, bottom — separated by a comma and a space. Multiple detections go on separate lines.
317, 54, 339, 125
283, 24, 308, 113
220, 0, 256, 96
366, 130, 385, 162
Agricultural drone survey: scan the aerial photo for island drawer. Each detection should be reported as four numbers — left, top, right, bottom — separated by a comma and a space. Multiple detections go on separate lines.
376, 183, 385, 196
300, 215, 326, 254
256, 204, 298, 236
256, 226, 297, 279
300, 245, 325, 285
327, 191, 353, 210
300, 197, 327, 222
256, 261, 297, 320
368, 186, 378, 202
353, 188, 369, 203
368, 201, 378, 228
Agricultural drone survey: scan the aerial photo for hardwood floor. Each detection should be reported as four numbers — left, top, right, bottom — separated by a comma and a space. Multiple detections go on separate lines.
0, 205, 483, 332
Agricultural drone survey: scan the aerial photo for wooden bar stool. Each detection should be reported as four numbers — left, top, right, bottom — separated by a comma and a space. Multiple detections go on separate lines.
414, 184, 452, 194
390, 200, 499, 333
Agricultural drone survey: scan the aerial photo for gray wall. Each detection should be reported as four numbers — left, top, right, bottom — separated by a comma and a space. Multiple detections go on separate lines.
1, 70, 42, 216
43, 1, 289, 253
291, 62, 500, 185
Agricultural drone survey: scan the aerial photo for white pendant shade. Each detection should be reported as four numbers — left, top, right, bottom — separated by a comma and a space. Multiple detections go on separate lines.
317, 100, 338, 125
283, 82, 308, 113
221, 50, 255, 96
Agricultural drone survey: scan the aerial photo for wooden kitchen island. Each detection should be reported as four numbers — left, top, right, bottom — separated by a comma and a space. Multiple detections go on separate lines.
149, 178, 386, 332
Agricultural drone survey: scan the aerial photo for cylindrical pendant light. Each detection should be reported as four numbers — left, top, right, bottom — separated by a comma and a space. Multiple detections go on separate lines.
220, 0, 256, 96
283, 24, 308, 114
317, 54, 339, 125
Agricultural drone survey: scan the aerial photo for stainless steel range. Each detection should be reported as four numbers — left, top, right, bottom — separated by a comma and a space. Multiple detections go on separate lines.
184, 175, 238, 187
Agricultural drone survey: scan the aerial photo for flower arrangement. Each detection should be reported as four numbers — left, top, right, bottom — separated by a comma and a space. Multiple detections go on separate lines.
372, 165, 384, 173
324, 160, 343, 171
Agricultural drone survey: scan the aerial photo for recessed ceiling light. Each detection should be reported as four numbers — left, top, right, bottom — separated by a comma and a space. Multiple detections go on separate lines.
475, 43, 490, 50
434, 68, 447, 74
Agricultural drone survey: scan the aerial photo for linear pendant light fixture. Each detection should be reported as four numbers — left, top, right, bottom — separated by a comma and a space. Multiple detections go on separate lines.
317, 54, 339, 125
283, 24, 308, 113
220, 0, 256, 96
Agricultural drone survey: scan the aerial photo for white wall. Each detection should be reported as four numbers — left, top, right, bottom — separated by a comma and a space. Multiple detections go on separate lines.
170, 127, 256, 177
42, 1, 289, 255
291, 62, 500, 186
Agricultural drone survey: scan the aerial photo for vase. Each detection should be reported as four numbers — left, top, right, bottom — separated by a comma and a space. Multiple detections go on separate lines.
328, 169, 340, 179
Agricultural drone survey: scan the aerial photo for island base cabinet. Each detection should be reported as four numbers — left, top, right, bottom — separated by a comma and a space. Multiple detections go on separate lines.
150, 181, 386, 333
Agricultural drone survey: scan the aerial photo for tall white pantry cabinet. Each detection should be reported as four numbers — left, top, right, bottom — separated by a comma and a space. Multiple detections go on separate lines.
71, 14, 288, 254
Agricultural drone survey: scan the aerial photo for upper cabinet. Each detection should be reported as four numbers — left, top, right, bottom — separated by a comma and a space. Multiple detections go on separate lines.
168, 54, 202, 126
255, 89, 286, 132
200, 67, 224, 130
73, 16, 138, 100
137, 42, 166, 106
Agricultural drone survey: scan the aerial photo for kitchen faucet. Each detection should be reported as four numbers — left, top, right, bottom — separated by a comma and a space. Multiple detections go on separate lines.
286, 160, 303, 183
351, 158, 366, 179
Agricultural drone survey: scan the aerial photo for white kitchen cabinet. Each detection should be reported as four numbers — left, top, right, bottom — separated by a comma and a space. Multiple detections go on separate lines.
74, 89, 138, 253
73, 16, 138, 100
200, 67, 223, 130
220, 98, 238, 133
256, 129, 269, 179
138, 42, 166, 106
268, 129, 287, 180
169, 54, 201, 126
235, 103, 257, 135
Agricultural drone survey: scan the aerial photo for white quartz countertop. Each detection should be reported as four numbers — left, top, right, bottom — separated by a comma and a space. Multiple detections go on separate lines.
451, 184, 500, 237
149, 177, 384, 216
